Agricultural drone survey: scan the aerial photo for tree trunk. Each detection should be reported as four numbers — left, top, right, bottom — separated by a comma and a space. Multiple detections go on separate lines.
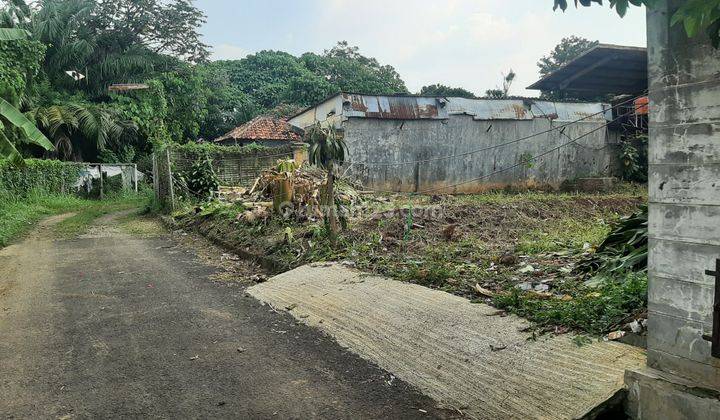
326, 169, 339, 236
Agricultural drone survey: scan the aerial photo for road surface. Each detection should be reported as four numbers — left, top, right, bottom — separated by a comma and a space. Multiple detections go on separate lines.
0, 213, 449, 419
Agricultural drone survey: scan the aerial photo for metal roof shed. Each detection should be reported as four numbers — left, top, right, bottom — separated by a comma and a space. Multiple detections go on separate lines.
527, 44, 647, 97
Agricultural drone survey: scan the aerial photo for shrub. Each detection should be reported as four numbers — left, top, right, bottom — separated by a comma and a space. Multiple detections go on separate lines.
0, 159, 81, 197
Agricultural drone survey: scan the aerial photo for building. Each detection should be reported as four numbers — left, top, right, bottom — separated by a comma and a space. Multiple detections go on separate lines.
527, 43, 647, 99
288, 92, 621, 193
214, 116, 303, 147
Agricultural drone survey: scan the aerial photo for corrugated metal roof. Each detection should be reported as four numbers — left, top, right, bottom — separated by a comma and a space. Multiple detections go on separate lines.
448, 98, 609, 122
447, 98, 533, 120
527, 44, 647, 97
342, 93, 448, 120
290, 92, 611, 124
530, 101, 611, 122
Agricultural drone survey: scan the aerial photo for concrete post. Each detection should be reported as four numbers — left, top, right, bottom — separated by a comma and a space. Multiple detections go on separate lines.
625, 1, 720, 417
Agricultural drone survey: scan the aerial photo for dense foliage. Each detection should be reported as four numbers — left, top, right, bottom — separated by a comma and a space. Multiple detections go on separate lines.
419, 84, 477, 98
0, 158, 80, 196
0, 0, 407, 166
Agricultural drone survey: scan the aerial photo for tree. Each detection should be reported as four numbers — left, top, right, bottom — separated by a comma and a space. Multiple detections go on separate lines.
537, 36, 598, 99
306, 122, 347, 236
27, 102, 136, 161
419, 84, 476, 98
28, 0, 209, 96
552, 0, 720, 48
0, 23, 53, 164
485, 69, 516, 99
538, 36, 598, 77
300, 41, 408, 94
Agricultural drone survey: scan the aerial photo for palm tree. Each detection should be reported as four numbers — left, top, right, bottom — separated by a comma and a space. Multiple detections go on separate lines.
27, 102, 137, 161
306, 122, 347, 235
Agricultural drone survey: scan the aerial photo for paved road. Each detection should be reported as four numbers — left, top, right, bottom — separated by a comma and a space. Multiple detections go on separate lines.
0, 214, 448, 419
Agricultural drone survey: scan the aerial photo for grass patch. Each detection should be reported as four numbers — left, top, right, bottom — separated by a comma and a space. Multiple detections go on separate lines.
52, 194, 147, 238
516, 218, 612, 254
493, 272, 648, 335
0, 191, 89, 247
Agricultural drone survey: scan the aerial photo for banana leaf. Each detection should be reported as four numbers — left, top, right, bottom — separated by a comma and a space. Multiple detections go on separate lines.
0, 97, 54, 151
0, 28, 29, 41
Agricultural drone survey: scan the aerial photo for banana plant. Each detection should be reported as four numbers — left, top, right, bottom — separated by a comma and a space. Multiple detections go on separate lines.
0, 27, 28, 40
0, 25, 54, 164
0, 97, 54, 164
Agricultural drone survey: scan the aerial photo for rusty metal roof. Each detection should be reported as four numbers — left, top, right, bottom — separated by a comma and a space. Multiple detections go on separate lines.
448, 98, 610, 122
289, 92, 610, 124
342, 93, 448, 120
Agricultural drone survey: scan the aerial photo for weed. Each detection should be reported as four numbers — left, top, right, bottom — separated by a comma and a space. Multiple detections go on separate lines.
493, 271, 648, 335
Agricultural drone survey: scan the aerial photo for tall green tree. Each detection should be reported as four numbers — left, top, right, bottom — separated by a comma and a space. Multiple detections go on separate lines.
538, 36, 598, 77
300, 41, 408, 95
537, 36, 598, 99
28, 0, 209, 96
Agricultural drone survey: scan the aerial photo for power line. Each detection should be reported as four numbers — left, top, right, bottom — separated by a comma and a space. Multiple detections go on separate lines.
343, 92, 647, 167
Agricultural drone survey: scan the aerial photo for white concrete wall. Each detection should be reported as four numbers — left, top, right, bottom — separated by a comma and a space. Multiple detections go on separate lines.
647, 0, 720, 390
341, 115, 619, 193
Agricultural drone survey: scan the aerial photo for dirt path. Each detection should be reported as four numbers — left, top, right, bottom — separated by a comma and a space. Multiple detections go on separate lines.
0, 212, 449, 419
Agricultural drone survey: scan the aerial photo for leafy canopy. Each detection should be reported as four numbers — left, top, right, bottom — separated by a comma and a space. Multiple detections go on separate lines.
419, 84, 477, 99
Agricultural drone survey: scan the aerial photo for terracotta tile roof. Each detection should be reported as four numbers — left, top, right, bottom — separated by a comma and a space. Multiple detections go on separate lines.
214, 117, 303, 143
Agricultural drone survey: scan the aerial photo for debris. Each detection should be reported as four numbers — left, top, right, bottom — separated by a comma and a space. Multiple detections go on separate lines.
534, 283, 550, 292
489, 344, 507, 352
517, 264, 535, 274
474, 283, 496, 298
418, 409, 428, 414
237, 347, 247, 353
627, 320, 643, 334
516, 282, 533, 291
285, 303, 298, 311
189, 355, 199, 360
605, 330, 626, 341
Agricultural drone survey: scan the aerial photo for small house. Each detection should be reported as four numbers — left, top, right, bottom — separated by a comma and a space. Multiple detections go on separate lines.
214, 116, 304, 147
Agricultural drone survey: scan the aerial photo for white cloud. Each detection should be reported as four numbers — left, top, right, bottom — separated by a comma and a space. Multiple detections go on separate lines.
211, 43, 249, 61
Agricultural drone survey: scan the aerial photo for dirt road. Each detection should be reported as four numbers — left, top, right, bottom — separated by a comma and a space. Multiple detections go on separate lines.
0, 212, 447, 419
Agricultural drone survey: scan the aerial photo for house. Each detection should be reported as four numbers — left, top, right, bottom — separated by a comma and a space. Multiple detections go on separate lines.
288, 92, 621, 193
214, 116, 304, 147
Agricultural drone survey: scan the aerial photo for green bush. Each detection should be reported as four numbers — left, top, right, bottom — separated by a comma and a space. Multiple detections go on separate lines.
0, 159, 81, 197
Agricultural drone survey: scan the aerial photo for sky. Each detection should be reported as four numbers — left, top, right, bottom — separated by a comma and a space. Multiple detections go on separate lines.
195, 0, 647, 97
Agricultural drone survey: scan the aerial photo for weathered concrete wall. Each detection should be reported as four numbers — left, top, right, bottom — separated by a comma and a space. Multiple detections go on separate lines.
646, 0, 720, 390
341, 115, 620, 193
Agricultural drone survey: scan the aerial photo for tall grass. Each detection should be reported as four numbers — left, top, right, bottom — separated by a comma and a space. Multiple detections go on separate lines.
0, 189, 86, 246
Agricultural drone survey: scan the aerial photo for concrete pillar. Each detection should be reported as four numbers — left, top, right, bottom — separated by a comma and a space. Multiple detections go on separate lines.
626, 1, 720, 417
